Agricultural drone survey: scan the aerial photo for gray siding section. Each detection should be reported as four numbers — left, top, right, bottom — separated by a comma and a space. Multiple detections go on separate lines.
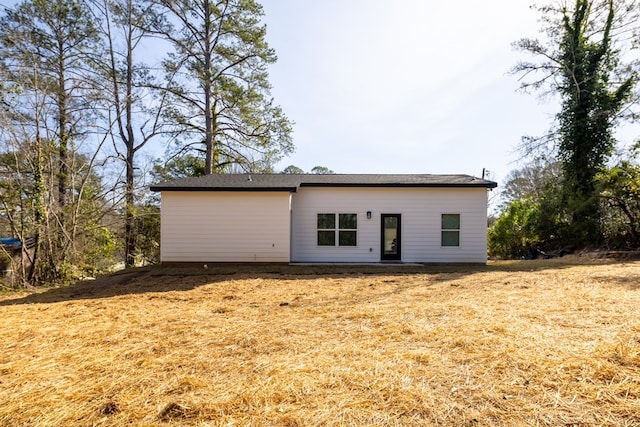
291, 187, 489, 263
160, 191, 291, 262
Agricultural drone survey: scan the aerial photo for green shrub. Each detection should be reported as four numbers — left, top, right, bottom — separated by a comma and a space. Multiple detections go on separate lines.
489, 198, 542, 258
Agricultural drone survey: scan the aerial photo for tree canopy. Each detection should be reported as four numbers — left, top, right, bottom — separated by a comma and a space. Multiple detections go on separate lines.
147, 0, 293, 174
499, 0, 640, 255
0, 0, 293, 286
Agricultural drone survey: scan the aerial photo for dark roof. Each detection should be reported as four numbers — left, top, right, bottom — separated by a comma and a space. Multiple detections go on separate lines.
150, 174, 497, 192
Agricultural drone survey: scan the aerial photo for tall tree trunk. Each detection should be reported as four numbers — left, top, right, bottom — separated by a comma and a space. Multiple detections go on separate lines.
204, 83, 214, 175
29, 132, 46, 283
124, 1, 137, 268
203, 0, 214, 175
57, 46, 68, 212
125, 152, 135, 268
30, 69, 47, 283
56, 57, 70, 272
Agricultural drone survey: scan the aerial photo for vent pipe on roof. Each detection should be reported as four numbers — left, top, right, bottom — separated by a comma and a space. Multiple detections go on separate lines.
247, 175, 253, 182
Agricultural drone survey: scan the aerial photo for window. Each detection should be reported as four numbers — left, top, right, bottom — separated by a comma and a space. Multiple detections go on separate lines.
338, 214, 357, 246
317, 214, 335, 246
317, 213, 357, 246
441, 214, 460, 247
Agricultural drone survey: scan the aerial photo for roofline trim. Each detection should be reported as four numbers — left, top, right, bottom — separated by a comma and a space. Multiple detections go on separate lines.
149, 186, 298, 193
150, 182, 498, 192
298, 182, 498, 189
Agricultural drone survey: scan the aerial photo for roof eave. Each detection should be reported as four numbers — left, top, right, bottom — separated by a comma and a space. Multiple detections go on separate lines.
149, 186, 298, 193
299, 182, 498, 189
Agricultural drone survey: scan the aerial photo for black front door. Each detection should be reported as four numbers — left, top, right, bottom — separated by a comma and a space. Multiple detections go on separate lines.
381, 214, 401, 261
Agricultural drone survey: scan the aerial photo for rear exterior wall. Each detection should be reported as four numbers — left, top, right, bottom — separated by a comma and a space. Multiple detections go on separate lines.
160, 191, 291, 262
290, 187, 489, 263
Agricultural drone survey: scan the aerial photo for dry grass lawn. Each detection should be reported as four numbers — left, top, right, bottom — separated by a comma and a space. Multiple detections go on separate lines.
1, 258, 640, 426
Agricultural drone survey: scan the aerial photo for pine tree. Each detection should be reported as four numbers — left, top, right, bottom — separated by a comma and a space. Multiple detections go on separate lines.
147, 0, 293, 174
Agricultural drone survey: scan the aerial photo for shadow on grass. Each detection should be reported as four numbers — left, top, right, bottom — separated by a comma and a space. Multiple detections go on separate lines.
0, 267, 226, 306
0, 257, 633, 306
593, 274, 640, 290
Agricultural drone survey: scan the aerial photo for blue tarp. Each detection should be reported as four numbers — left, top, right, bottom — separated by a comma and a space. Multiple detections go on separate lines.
0, 237, 21, 246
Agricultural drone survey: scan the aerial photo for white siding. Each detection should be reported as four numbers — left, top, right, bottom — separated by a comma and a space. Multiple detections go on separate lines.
291, 187, 489, 263
160, 191, 291, 262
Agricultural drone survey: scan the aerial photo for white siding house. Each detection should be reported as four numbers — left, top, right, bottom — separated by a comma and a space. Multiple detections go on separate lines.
291, 187, 489, 263
150, 174, 497, 264
159, 191, 291, 263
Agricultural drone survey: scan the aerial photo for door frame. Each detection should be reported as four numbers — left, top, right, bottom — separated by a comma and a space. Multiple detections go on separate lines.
380, 214, 401, 261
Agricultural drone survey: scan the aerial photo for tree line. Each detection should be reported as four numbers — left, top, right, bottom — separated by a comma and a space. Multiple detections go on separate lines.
3, 0, 638, 287
489, 0, 640, 258
0, 0, 293, 286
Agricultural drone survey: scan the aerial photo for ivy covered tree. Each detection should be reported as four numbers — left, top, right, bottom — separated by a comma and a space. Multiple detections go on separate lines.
513, 0, 638, 244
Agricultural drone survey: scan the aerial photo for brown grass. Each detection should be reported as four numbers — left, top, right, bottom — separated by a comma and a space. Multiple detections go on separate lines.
1, 258, 640, 426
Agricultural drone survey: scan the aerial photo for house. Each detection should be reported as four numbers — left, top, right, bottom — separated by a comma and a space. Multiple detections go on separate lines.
150, 174, 497, 264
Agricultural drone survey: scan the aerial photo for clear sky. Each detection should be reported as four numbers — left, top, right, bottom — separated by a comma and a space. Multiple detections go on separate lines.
259, 0, 556, 186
